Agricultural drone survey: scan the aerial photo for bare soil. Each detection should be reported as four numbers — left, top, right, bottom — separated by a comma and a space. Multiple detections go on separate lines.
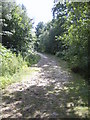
0, 53, 88, 118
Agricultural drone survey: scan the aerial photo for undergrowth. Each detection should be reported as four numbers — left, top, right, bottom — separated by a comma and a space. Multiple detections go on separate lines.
0, 44, 40, 89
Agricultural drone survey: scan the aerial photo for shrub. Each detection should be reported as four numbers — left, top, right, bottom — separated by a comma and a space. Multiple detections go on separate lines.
0, 43, 26, 77
24, 51, 40, 66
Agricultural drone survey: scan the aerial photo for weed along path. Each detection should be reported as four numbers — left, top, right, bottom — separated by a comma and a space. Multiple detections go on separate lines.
1, 53, 88, 118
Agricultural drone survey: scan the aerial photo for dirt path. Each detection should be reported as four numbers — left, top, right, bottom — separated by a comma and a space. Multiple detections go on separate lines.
1, 53, 88, 118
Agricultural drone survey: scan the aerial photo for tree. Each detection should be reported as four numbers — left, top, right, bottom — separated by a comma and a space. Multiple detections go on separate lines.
35, 22, 44, 51
2, 1, 33, 56
35, 22, 44, 38
57, 2, 89, 74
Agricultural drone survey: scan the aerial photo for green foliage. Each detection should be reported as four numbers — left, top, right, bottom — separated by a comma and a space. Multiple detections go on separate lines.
56, 50, 66, 58
35, 22, 45, 51
2, 1, 33, 55
0, 44, 40, 89
35, 22, 44, 38
0, 43, 27, 88
58, 2, 89, 75
24, 51, 40, 67
0, 43, 26, 77
35, 20, 65, 54
35, 2, 89, 77
0, 66, 36, 89
1, 1, 41, 89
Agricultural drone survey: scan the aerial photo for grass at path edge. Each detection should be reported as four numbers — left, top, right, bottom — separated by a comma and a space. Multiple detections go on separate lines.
0, 54, 41, 89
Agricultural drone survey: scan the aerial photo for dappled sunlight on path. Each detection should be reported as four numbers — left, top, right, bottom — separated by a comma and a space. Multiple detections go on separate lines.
1, 53, 89, 118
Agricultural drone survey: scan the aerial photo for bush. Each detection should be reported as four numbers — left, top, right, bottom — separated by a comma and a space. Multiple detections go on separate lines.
0, 43, 26, 77
0, 44, 40, 88
55, 50, 66, 59
24, 51, 40, 66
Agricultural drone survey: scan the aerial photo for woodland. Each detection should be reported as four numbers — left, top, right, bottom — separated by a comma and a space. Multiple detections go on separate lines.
0, 0, 89, 118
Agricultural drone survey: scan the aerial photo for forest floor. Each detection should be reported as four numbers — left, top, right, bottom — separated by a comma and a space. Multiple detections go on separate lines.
1, 53, 89, 118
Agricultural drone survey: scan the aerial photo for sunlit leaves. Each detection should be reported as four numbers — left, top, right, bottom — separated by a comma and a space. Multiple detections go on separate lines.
2, 0, 34, 56
51, 2, 88, 75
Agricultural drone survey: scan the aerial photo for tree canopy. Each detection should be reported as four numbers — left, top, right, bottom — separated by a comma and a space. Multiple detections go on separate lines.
1, 1, 34, 56
35, 1, 89, 77
1, 0, 89, 77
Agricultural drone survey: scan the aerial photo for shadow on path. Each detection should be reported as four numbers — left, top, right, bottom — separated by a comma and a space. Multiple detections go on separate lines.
1, 53, 89, 118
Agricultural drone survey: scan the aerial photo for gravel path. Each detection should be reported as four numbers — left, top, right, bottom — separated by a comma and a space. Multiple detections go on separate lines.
0, 53, 84, 118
